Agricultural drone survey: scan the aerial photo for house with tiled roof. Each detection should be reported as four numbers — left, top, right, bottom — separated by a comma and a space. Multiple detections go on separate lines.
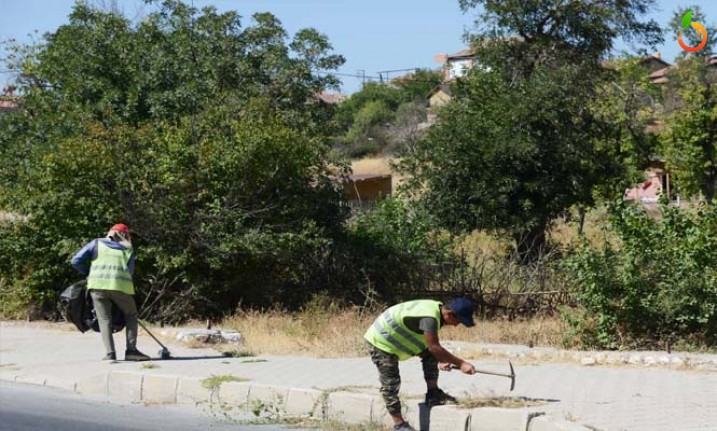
316, 91, 346, 105
434, 49, 476, 82
648, 54, 717, 85
0, 86, 19, 113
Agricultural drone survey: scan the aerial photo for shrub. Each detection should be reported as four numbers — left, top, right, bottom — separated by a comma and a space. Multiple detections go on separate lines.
563, 200, 717, 349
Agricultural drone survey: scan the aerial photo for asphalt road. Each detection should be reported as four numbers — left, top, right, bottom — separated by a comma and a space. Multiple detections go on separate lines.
0, 382, 302, 431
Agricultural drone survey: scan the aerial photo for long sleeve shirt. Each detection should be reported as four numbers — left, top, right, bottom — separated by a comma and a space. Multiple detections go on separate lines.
71, 238, 136, 276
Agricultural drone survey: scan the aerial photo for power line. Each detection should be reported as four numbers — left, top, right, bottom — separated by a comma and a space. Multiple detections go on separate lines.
317, 68, 441, 84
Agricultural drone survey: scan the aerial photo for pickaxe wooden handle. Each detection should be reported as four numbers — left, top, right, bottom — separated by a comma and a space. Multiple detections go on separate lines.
451, 361, 516, 391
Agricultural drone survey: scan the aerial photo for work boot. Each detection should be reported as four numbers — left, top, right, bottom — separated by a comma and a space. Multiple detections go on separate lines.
394, 422, 417, 431
125, 349, 151, 361
425, 387, 458, 407
102, 352, 117, 362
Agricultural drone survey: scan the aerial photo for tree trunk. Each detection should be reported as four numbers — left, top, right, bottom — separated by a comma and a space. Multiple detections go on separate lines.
513, 226, 547, 264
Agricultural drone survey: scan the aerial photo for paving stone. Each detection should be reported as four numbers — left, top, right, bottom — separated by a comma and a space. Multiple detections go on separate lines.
108, 371, 142, 401
76, 372, 108, 398
327, 391, 374, 424
246, 384, 289, 416
217, 381, 251, 406
469, 407, 543, 431
142, 374, 178, 404
529, 415, 594, 431
285, 388, 323, 417
176, 377, 212, 405
429, 405, 470, 431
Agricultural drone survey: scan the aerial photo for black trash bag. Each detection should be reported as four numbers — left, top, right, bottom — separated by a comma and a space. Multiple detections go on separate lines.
58, 280, 126, 333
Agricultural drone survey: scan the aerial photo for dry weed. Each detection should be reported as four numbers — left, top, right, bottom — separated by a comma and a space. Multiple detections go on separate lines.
443, 317, 568, 348
458, 396, 547, 409
221, 302, 379, 358
220, 305, 566, 358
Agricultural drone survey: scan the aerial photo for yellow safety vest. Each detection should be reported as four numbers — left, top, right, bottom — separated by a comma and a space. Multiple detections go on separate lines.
364, 300, 442, 361
87, 241, 135, 295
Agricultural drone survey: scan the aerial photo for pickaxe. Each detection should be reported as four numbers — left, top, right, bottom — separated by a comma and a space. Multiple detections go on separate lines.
451, 361, 516, 391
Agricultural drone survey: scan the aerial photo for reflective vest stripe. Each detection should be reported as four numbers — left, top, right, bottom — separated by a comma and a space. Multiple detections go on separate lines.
383, 311, 425, 352
364, 300, 442, 361
372, 319, 415, 357
87, 273, 133, 283
90, 264, 129, 272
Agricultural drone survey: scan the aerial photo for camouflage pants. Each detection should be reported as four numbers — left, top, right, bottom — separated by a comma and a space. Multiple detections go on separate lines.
368, 342, 439, 416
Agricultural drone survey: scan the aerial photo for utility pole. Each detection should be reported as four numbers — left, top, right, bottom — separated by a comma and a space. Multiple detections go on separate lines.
358, 69, 366, 86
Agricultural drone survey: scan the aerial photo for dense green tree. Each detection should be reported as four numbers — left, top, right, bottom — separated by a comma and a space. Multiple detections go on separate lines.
0, 0, 350, 319
400, 0, 663, 260
659, 55, 717, 201
334, 69, 441, 157
391, 69, 442, 103
563, 201, 717, 349
591, 56, 663, 194
659, 8, 717, 202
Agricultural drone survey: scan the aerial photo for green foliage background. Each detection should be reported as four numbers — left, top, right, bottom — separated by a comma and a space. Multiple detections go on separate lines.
1, 0, 716, 349
563, 201, 717, 349
0, 1, 447, 321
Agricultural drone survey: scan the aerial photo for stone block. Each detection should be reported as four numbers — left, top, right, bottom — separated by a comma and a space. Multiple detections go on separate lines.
529, 415, 594, 431
14, 374, 47, 387
76, 372, 109, 398
108, 371, 143, 401
246, 384, 289, 417
176, 377, 212, 405
327, 391, 374, 424
218, 381, 252, 407
142, 374, 178, 404
470, 407, 543, 431
285, 388, 324, 417
429, 405, 470, 431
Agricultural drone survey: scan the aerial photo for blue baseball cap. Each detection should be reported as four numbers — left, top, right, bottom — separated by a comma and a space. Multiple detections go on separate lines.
446, 298, 475, 327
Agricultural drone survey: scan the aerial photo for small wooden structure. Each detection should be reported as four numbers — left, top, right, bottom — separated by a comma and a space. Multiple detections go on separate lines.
343, 174, 392, 211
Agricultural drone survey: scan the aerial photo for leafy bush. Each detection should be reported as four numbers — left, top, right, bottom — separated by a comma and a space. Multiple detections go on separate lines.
563, 200, 717, 349
0, 1, 353, 321
0, 110, 348, 321
330, 197, 454, 303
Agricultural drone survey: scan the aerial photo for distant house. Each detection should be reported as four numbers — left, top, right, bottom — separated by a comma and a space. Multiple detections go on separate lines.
639, 54, 671, 74
434, 49, 476, 82
0, 86, 19, 113
424, 49, 477, 124
624, 159, 673, 205
625, 175, 664, 204
316, 91, 347, 105
426, 84, 453, 123
343, 174, 392, 211
648, 54, 717, 85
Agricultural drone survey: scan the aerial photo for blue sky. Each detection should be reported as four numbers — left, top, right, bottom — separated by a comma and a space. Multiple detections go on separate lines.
1, 0, 715, 94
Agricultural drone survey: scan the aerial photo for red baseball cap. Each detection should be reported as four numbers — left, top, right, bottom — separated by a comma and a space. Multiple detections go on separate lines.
110, 223, 130, 233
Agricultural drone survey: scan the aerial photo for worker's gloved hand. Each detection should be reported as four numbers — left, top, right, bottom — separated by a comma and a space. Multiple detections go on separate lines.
459, 361, 476, 375
438, 362, 452, 371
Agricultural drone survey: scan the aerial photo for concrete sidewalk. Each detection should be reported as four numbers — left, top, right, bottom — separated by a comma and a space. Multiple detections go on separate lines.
1, 321, 716, 431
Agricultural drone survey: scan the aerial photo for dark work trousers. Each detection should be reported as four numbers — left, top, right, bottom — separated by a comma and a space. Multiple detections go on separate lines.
90, 289, 139, 355
368, 342, 439, 416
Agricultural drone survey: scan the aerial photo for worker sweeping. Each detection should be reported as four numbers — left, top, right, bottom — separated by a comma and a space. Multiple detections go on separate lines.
71, 223, 150, 362
364, 298, 477, 431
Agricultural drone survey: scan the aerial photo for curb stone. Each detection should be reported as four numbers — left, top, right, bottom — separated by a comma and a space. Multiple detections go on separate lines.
529, 415, 594, 431
2, 370, 602, 431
